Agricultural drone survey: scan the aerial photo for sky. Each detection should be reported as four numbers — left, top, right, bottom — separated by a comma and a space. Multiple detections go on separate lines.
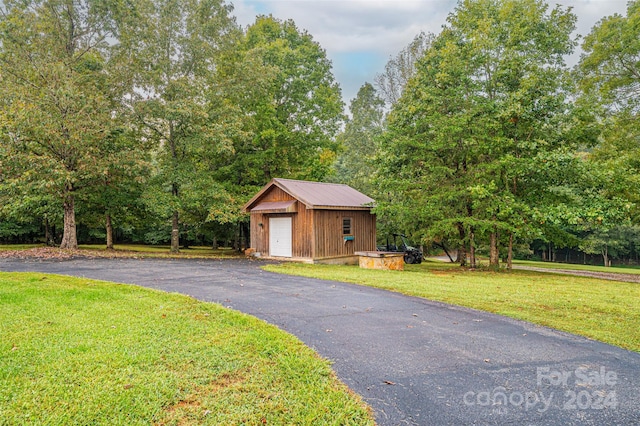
230, 0, 629, 109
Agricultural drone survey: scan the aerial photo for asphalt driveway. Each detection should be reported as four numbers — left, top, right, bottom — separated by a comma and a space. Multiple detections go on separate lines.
1, 257, 638, 425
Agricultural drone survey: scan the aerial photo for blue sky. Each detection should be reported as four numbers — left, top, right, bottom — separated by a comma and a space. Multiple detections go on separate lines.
231, 0, 629, 109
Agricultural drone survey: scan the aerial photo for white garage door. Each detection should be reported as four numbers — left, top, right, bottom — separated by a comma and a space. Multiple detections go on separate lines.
269, 217, 292, 258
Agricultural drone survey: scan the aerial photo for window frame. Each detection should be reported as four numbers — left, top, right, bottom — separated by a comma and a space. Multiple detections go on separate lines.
342, 217, 352, 235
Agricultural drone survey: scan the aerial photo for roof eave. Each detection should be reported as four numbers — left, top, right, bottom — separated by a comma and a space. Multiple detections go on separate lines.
241, 178, 278, 212
308, 205, 374, 211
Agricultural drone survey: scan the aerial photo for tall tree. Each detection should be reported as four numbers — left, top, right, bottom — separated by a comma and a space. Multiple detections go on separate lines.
220, 15, 344, 186
334, 82, 385, 194
376, 0, 578, 268
374, 31, 434, 106
0, 0, 127, 249
577, 1, 640, 221
127, 0, 240, 252
578, 1, 640, 116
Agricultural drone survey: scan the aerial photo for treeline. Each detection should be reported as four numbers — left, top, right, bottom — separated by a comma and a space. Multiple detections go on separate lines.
335, 0, 640, 268
1, 0, 639, 268
0, 0, 343, 252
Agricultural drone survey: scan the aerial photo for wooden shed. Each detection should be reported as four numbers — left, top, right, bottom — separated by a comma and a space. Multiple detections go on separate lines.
242, 178, 376, 264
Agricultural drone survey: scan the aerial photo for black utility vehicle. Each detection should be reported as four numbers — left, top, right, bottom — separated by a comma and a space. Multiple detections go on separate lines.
378, 233, 423, 264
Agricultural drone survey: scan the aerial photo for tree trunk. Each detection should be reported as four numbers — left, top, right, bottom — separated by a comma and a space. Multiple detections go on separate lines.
171, 210, 180, 253
60, 189, 78, 249
234, 223, 241, 251
44, 216, 54, 246
457, 223, 467, 267
434, 242, 454, 263
602, 245, 609, 267
105, 213, 114, 250
182, 225, 190, 249
489, 228, 499, 269
212, 235, 218, 249
469, 228, 476, 269
243, 221, 250, 251
171, 181, 180, 253
507, 232, 513, 270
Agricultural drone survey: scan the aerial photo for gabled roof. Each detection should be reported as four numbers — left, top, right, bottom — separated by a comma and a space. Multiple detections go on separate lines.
243, 178, 375, 212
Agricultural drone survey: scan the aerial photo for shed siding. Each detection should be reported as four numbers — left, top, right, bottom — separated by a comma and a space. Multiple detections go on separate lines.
313, 210, 376, 258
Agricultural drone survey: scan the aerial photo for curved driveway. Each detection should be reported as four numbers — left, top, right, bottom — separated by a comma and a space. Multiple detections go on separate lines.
2, 257, 639, 425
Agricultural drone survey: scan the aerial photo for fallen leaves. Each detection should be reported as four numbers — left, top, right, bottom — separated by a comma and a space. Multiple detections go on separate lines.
0, 247, 129, 260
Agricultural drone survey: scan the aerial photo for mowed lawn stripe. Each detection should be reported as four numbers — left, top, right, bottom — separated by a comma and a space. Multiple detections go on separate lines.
0, 272, 373, 425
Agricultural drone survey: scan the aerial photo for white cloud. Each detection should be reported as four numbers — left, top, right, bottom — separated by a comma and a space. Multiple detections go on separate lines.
234, 0, 456, 56
231, 0, 631, 105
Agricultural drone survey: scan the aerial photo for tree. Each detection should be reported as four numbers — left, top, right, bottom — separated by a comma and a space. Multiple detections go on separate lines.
0, 0, 127, 249
226, 15, 344, 185
334, 82, 385, 194
126, 0, 240, 252
374, 32, 434, 106
578, 1, 640, 116
376, 0, 578, 268
79, 127, 151, 249
577, 1, 640, 222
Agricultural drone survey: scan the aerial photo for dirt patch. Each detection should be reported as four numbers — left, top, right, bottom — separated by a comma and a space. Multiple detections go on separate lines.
0, 247, 244, 261
0, 247, 142, 260
513, 265, 640, 283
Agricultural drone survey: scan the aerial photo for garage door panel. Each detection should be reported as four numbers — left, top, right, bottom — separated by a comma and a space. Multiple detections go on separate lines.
269, 217, 292, 257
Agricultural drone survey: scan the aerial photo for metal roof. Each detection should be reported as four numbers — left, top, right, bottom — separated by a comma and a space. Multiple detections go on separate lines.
243, 178, 375, 212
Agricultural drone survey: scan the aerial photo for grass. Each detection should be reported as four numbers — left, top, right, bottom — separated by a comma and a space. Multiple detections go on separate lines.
0, 272, 373, 425
0, 244, 45, 251
263, 261, 640, 353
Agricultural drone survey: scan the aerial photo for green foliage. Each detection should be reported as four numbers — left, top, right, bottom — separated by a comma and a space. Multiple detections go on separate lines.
215, 15, 344, 187
576, 1, 640, 260
375, 0, 582, 266
334, 82, 385, 195
578, 0, 640, 115
576, 1, 640, 223
124, 0, 241, 251
0, 0, 134, 249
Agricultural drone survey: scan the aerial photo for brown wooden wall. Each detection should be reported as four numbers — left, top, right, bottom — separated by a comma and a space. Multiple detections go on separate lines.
249, 186, 376, 260
312, 209, 376, 259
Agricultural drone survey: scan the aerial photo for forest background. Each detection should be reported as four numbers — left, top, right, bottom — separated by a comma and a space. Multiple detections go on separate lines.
1, 0, 638, 269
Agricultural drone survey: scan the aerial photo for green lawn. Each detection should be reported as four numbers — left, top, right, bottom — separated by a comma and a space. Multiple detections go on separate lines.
0, 244, 45, 251
264, 261, 640, 353
0, 272, 373, 425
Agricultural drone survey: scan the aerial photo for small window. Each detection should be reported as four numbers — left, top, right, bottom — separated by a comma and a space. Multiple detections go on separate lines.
342, 217, 352, 235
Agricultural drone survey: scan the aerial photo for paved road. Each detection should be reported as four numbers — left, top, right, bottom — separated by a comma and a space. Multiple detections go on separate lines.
2, 257, 639, 425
